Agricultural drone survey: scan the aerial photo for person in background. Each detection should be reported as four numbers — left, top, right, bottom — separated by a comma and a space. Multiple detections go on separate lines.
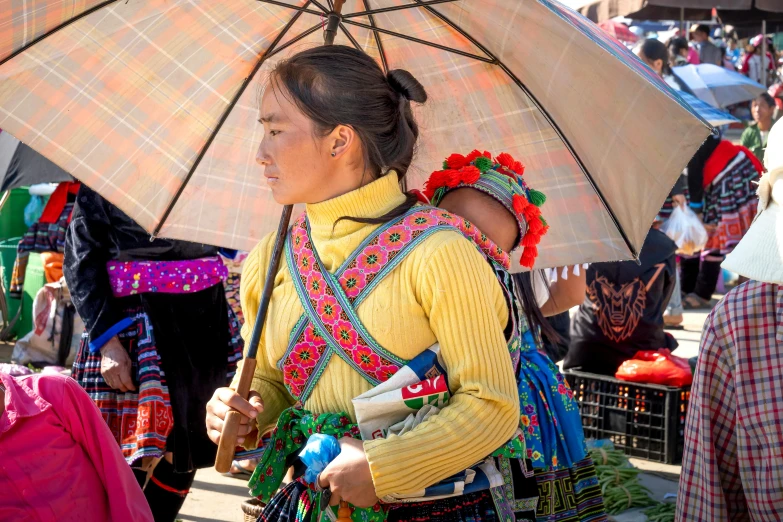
682, 134, 764, 309
741, 92, 776, 161
564, 228, 678, 376
637, 38, 687, 328
690, 25, 722, 66
741, 38, 775, 85
725, 38, 742, 68
637, 38, 678, 90
677, 119, 783, 521
64, 186, 244, 522
0, 372, 153, 521
668, 37, 690, 68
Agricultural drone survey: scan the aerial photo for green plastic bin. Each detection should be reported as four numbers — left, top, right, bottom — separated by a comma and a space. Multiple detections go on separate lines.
0, 188, 32, 241
0, 238, 46, 339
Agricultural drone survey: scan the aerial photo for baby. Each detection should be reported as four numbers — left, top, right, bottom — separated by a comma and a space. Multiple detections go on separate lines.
418, 150, 605, 521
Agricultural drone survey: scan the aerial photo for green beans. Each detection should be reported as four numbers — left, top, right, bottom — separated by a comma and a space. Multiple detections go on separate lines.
589, 447, 656, 515
589, 448, 627, 467
644, 502, 676, 522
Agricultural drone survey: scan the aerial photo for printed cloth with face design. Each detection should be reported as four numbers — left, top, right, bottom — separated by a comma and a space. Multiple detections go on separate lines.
564, 228, 679, 375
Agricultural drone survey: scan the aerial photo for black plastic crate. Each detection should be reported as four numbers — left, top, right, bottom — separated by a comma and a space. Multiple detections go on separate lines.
564, 370, 690, 464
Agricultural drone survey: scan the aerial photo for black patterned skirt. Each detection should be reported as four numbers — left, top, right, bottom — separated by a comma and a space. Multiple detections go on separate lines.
72, 285, 243, 472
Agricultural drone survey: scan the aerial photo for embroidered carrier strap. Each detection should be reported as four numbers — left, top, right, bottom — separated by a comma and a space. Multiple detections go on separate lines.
280, 206, 510, 402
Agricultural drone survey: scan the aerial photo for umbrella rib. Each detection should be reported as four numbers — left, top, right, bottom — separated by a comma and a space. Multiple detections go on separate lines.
153, 1, 312, 238
0, 0, 120, 68
414, 1, 639, 258
344, 0, 458, 18
362, 0, 389, 74
256, 0, 323, 16
338, 23, 363, 53
268, 23, 323, 59
341, 20, 493, 63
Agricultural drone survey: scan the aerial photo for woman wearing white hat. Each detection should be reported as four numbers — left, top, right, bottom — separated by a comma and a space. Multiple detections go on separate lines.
677, 119, 783, 520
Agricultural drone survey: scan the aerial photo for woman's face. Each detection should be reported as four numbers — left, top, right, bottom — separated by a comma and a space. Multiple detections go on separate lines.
256, 85, 355, 205
637, 50, 664, 76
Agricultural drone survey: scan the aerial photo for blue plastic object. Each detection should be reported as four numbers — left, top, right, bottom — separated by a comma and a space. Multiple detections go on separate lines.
23, 195, 44, 227
299, 433, 341, 485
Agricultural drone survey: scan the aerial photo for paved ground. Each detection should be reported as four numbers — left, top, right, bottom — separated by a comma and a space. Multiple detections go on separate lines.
0, 310, 710, 522
177, 309, 711, 522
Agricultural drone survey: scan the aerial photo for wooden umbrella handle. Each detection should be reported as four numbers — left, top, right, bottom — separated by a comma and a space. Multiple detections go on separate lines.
215, 357, 258, 472
214, 206, 293, 472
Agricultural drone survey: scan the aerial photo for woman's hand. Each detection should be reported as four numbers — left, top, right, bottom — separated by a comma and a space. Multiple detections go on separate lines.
318, 438, 379, 508
205, 388, 264, 446
100, 336, 135, 392
672, 194, 687, 208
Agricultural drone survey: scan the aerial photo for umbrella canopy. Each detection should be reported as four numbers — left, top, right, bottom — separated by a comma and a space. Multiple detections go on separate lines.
598, 20, 640, 43
672, 63, 766, 107
677, 91, 740, 126
0, 131, 73, 192
0, 0, 710, 270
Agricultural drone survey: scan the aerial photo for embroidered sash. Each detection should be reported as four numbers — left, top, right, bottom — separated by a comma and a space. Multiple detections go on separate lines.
281, 206, 510, 402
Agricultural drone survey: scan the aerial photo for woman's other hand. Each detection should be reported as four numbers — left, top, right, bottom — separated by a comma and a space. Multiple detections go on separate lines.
100, 336, 135, 392
318, 437, 379, 508
205, 388, 264, 446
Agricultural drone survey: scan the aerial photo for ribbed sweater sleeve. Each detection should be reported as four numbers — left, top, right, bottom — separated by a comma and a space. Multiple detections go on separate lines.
232, 234, 295, 438
363, 232, 519, 498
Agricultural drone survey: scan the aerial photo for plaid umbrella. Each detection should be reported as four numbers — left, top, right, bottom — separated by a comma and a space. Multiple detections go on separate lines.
0, 0, 710, 270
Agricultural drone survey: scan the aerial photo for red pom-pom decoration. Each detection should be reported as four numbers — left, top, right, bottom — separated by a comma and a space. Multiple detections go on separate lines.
520, 246, 538, 268
410, 189, 429, 204
511, 161, 525, 175
459, 165, 481, 184
496, 153, 515, 170
512, 194, 528, 215
445, 153, 468, 170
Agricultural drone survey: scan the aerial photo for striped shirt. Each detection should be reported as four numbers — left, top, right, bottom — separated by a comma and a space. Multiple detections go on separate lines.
677, 281, 783, 521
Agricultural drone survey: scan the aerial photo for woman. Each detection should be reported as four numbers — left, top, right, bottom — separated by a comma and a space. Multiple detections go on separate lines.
680, 134, 764, 308
65, 188, 243, 521
741, 92, 777, 161
206, 46, 519, 521
668, 37, 689, 69
637, 38, 688, 327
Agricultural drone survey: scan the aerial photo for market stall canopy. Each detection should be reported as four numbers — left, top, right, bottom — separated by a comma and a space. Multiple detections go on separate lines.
562, 0, 783, 23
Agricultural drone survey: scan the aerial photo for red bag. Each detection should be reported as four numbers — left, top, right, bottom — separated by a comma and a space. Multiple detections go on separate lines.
615, 349, 693, 387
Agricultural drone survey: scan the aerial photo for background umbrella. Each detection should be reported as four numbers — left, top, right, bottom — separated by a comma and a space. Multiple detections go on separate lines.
0, 0, 710, 273
677, 91, 740, 127
672, 63, 766, 108
598, 20, 640, 44
0, 131, 73, 192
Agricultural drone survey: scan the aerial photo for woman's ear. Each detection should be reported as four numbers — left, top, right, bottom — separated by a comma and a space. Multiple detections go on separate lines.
329, 124, 356, 159
653, 58, 664, 74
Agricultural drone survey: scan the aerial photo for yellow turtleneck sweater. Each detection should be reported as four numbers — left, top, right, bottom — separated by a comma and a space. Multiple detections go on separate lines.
236, 173, 518, 498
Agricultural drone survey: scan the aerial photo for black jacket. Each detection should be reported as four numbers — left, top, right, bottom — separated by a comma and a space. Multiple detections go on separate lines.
564, 229, 678, 375
63, 185, 218, 341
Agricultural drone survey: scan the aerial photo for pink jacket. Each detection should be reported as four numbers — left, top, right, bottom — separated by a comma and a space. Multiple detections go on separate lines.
0, 373, 153, 521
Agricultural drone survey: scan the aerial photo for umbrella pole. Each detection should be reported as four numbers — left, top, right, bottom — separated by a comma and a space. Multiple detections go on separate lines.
215, 0, 346, 473
762, 20, 768, 87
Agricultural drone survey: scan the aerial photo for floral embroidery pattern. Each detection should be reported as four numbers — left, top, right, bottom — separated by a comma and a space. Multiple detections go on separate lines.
280, 207, 512, 402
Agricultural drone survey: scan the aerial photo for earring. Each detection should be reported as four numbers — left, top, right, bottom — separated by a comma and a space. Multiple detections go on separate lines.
331, 152, 336, 157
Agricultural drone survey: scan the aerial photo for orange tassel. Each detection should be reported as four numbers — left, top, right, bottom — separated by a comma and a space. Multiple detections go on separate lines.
496, 152, 515, 170
337, 501, 353, 522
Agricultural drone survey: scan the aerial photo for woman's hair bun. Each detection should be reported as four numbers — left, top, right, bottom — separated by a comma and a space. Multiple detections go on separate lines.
387, 69, 428, 104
